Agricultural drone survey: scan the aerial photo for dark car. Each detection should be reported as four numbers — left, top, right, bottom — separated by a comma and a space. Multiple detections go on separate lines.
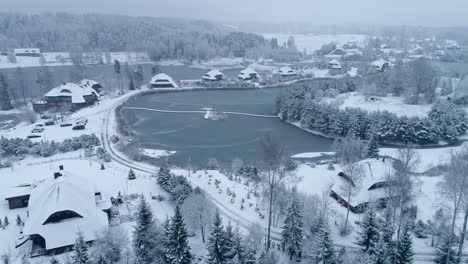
72, 124, 86, 130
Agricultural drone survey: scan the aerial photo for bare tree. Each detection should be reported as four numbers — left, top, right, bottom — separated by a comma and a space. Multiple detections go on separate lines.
438, 148, 468, 264
260, 134, 289, 252
180, 187, 216, 243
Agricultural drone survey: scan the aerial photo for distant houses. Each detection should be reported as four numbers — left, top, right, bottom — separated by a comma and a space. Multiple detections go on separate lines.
150, 73, 179, 88
79, 79, 103, 94
238, 68, 259, 81
33, 81, 100, 113
6, 166, 111, 256
371, 59, 389, 72
203, 69, 224, 81
14, 48, 40, 57
328, 59, 342, 70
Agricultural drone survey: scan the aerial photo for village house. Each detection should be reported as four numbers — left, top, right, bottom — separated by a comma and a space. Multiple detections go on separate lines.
32, 82, 99, 113
238, 68, 259, 81
79, 79, 104, 94
278, 66, 296, 77
18, 166, 111, 256
14, 48, 41, 57
150, 73, 179, 88
202, 69, 224, 81
328, 59, 342, 70
371, 58, 390, 72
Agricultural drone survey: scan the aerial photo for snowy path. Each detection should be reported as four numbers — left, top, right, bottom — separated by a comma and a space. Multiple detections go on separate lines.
123, 106, 279, 118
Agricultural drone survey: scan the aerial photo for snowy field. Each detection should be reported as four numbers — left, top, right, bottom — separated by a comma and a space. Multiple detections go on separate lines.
262, 33, 368, 55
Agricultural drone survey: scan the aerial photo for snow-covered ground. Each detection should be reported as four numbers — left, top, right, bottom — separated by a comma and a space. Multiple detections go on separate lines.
262, 34, 367, 55
141, 148, 176, 158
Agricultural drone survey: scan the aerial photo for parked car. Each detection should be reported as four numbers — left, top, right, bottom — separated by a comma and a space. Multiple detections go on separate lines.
72, 124, 86, 130
76, 117, 88, 124
60, 122, 73, 127
44, 120, 55, 126
31, 127, 44, 133
27, 134, 41, 138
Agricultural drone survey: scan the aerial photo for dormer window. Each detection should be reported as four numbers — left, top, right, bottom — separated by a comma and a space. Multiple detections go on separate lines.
43, 210, 83, 224
60, 89, 72, 93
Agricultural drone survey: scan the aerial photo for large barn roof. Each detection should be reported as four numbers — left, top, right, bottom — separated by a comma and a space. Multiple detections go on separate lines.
203, 69, 224, 80
45, 83, 98, 104
150, 73, 179, 88
23, 171, 108, 250
238, 68, 259, 80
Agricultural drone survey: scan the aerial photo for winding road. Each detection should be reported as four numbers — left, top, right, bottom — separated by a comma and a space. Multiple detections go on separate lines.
99, 91, 463, 262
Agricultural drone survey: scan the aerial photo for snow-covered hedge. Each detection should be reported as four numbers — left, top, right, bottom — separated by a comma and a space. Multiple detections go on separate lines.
276, 86, 467, 145
0, 134, 101, 159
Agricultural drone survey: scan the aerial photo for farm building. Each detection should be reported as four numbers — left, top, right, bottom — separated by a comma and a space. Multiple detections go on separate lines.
33, 82, 99, 113
278, 66, 296, 77
4, 184, 32, 209
202, 69, 224, 81
150, 73, 179, 88
22, 167, 111, 256
14, 48, 41, 57
371, 59, 389, 72
79, 79, 103, 94
238, 68, 259, 81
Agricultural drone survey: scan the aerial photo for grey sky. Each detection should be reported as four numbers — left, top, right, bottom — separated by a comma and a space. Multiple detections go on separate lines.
3, 0, 468, 27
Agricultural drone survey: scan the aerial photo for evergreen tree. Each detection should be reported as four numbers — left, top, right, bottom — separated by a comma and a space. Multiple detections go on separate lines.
0, 218, 2, 227
114, 60, 122, 93
206, 210, 230, 264
257, 251, 280, 264
157, 165, 172, 189
224, 222, 236, 261
72, 231, 89, 264
367, 134, 380, 159
101, 163, 105, 170
152, 64, 161, 75
4, 216, 9, 226
356, 207, 380, 254
311, 222, 336, 264
134, 66, 144, 88
434, 233, 457, 264
0, 73, 13, 111
166, 205, 192, 264
129, 77, 135, 90
133, 197, 155, 264
128, 168, 136, 180
230, 226, 246, 264
281, 188, 304, 260
396, 225, 413, 264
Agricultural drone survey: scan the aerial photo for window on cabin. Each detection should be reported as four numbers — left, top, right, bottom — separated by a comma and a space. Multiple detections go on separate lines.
43, 210, 83, 224
60, 89, 72, 93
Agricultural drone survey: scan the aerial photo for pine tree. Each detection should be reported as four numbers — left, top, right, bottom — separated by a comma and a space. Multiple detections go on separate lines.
0, 218, 3, 227
206, 210, 230, 264
281, 188, 304, 260
311, 222, 336, 264
224, 222, 236, 261
230, 226, 246, 264
166, 205, 192, 264
367, 134, 380, 159
101, 163, 105, 170
128, 168, 136, 180
356, 207, 379, 254
129, 77, 135, 90
4, 216, 9, 226
133, 196, 155, 264
434, 233, 457, 264
114, 60, 122, 93
157, 165, 172, 190
134, 66, 144, 88
396, 225, 413, 264
0, 73, 13, 111
257, 251, 280, 264
72, 231, 89, 264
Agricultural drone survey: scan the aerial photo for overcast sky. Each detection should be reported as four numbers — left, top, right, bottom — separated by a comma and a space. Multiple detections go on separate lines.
2, 0, 468, 27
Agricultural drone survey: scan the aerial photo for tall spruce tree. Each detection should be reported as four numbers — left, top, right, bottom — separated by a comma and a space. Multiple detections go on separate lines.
72, 231, 89, 264
367, 134, 380, 159
133, 196, 155, 264
0, 73, 13, 111
166, 205, 192, 264
281, 188, 304, 260
356, 207, 380, 254
206, 210, 230, 264
396, 224, 413, 264
311, 222, 336, 264
157, 165, 172, 190
434, 233, 457, 264
230, 226, 246, 264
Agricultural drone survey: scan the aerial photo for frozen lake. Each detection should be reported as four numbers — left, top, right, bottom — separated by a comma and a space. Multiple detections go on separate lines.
123, 88, 333, 167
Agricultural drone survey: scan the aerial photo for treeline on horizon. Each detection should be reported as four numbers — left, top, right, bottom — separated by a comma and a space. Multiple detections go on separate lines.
0, 12, 299, 61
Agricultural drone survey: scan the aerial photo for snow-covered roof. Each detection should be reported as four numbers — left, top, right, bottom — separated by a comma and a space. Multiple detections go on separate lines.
328, 59, 342, 69
371, 59, 389, 70
23, 170, 109, 250
150, 73, 179, 88
238, 68, 259, 80
14, 48, 40, 54
278, 66, 296, 76
79, 79, 100, 88
45, 83, 98, 104
5, 185, 32, 199
203, 69, 224, 81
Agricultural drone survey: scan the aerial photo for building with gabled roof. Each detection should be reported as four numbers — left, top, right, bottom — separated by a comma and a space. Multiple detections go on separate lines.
278, 66, 296, 77
150, 73, 179, 88
238, 68, 259, 81
202, 69, 224, 81
23, 167, 111, 256
14, 48, 40, 57
328, 59, 342, 70
79, 79, 103, 94
33, 82, 99, 112
371, 59, 389, 72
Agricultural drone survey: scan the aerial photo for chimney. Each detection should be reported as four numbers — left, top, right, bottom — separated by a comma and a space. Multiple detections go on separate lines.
62, 82, 66, 86
59, 165, 64, 171
54, 172, 62, 179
